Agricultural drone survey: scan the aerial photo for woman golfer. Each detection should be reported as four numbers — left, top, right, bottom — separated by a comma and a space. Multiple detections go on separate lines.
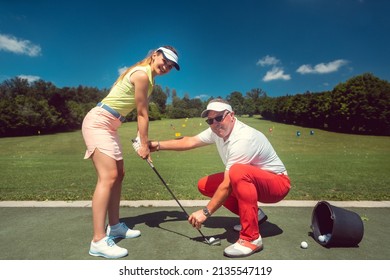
82, 46, 180, 258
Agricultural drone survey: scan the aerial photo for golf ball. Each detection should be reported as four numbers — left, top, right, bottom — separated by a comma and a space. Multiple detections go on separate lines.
209, 237, 215, 242
318, 235, 326, 242
300, 241, 308, 249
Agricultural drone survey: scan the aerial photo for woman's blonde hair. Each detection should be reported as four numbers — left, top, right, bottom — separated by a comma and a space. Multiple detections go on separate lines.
114, 45, 178, 85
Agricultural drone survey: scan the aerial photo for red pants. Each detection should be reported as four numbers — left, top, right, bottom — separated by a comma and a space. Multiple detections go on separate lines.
198, 164, 291, 241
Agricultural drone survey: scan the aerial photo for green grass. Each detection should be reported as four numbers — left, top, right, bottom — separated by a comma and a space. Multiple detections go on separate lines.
0, 117, 389, 201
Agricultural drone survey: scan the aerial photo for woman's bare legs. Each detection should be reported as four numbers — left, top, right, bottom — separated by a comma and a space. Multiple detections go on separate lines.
90, 149, 124, 242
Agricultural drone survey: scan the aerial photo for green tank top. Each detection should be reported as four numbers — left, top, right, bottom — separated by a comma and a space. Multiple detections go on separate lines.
101, 65, 154, 116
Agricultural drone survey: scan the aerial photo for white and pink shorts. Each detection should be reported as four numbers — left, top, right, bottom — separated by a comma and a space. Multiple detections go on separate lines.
81, 106, 123, 161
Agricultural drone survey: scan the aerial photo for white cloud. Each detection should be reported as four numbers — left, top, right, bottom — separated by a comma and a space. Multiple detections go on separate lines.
194, 94, 210, 100
118, 66, 128, 75
0, 34, 41, 57
263, 67, 291, 82
18, 75, 41, 83
296, 59, 348, 74
257, 55, 291, 82
257, 55, 280, 67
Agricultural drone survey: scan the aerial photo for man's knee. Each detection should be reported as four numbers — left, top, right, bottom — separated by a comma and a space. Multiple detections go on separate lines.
229, 164, 245, 184
197, 176, 207, 194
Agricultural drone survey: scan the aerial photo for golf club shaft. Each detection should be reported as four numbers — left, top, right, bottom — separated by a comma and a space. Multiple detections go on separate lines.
145, 159, 209, 241
146, 159, 190, 217
130, 139, 210, 242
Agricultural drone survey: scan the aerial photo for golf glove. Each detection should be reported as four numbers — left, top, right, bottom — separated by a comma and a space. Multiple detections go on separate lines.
132, 137, 141, 152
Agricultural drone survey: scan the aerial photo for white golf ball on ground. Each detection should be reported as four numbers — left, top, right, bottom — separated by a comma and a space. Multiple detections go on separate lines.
209, 237, 215, 242
301, 241, 308, 249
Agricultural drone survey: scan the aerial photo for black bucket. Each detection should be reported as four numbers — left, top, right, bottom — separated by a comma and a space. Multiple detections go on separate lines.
311, 201, 364, 247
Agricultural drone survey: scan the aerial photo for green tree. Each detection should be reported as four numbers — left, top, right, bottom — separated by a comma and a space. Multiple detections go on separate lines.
330, 73, 390, 134
150, 85, 168, 114
245, 88, 267, 116
227, 91, 245, 116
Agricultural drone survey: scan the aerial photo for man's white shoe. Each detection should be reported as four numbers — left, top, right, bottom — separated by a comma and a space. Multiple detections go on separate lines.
233, 208, 268, 232
89, 236, 128, 259
106, 222, 141, 239
224, 236, 263, 258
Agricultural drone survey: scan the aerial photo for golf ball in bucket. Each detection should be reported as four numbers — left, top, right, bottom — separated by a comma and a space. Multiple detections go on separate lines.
300, 241, 308, 249
318, 235, 326, 242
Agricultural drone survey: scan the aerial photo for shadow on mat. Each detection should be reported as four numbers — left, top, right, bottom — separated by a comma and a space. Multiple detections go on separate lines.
203, 215, 283, 244
120, 210, 283, 244
120, 210, 193, 240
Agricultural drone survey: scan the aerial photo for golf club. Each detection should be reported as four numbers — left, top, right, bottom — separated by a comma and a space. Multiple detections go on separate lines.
131, 139, 221, 246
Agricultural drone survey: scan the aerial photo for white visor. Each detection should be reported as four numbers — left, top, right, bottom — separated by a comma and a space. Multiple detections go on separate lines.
201, 102, 233, 118
157, 47, 180, 70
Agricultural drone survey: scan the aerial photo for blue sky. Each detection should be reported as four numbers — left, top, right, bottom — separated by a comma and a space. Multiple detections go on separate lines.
1, 0, 389, 100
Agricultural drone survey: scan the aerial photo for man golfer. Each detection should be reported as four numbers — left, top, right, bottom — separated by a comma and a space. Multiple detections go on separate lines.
148, 98, 291, 258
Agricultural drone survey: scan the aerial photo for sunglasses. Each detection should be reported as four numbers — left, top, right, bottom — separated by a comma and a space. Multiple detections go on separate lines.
205, 111, 229, 125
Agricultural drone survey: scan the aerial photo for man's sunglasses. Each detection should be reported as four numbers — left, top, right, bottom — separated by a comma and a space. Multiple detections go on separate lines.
205, 111, 229, 125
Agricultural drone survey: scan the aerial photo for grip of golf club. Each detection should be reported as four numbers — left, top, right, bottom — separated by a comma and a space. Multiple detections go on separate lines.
131, 138, 153, 165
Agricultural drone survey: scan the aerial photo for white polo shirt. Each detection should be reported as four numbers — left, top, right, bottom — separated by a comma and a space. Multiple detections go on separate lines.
197, 118, 287, 174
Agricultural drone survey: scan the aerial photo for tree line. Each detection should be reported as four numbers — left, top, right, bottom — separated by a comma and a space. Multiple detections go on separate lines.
0, 73, 389, 137
259, 73, 390, 135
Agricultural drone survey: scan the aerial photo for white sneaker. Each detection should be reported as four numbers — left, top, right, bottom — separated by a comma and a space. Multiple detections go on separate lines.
224, 236, 263, 258
233, 208, 268, 232
106, 222, 141, 239
89, 236, 128, 259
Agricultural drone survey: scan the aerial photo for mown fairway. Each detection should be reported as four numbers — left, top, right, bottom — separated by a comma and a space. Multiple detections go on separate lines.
0, 117, 389, 201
